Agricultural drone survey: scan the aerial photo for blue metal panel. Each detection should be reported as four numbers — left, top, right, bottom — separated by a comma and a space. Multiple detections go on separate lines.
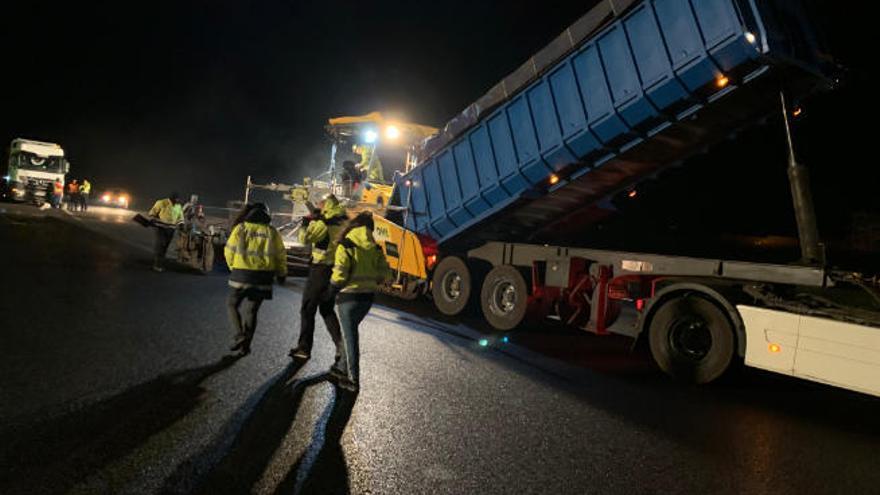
548, 62, 601, 159
571, 45, 631, 145
423, 160, 455, 237
598, 24, 660, 130
407, 169, 428, 233
469, 126, 509, 206
692, 0, 758, 71
487, 111, 529, 194
528, 79, 575, 173
452, 139, 490, 217
437, 149, 471, 226
508, 95, 548, 184
626, 3, 689, 112
653, 0, 719, 91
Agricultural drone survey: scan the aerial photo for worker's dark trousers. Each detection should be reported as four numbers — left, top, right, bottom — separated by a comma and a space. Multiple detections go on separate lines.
297, 264, 342, 358
227, 287, 266, 350
336, 294, 374, 386
153, 226, 175, 268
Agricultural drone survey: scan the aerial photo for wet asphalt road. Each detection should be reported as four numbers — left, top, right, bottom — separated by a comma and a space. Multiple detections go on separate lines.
1, 202, 879, 495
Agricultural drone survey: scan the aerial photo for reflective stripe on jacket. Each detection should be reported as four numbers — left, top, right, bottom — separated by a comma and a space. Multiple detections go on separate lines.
224, 221, 287, 278
331, 226, 391, 294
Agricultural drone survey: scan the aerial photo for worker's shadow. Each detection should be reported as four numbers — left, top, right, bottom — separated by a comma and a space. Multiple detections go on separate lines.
0, 354, 242, 495
169, 362, 357, 495
278, 387, 359, 494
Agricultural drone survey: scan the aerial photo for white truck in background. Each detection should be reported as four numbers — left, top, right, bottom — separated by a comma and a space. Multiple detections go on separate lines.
5, 138, 69, 205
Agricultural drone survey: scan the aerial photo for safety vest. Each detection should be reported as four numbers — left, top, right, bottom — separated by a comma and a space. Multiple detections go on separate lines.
331, 226, 392, 293
300, 217, 345, 265
224, 221, 287, 275
53, 182, 63, 195
149, 198, 183, 224
80, 181, 91, 194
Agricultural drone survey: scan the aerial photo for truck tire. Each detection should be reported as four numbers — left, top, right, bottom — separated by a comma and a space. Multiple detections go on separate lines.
480, 265, 528, 331
432, 256, 471, 316
648, 295, 735, 384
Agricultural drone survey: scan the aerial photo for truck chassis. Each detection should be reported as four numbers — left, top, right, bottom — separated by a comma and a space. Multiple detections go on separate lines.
422, 241, 880, 395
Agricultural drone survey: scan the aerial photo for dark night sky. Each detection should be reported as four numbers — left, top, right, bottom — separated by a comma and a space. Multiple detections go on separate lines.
2, 1, 876, 249
2, 0, 599, 207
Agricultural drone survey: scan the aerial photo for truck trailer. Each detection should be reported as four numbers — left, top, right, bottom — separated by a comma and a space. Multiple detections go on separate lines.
365, 0, 880, 396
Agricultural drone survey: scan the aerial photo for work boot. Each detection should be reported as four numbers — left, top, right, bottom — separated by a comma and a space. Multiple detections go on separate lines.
288, 347, 310, 360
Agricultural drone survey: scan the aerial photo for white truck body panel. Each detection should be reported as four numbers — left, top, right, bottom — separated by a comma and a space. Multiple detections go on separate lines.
739, 305, 880, 397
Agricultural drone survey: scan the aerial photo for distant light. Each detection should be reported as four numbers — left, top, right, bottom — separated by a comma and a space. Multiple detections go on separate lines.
745, 32, 757, 44
385, 125, 401, 140
548, 174, 560, 185
363, 130, 378, 144
404, 179, 412, 187
102, 194, 111, 202
478, 338, 489, 347
792, 107, 803, 118
501, 336, 509, 343
627, 189, 637, 199
635, 299, 645, 312
768, 343, 782, 354
716, 75, 730, 89
2, 175, 9, 182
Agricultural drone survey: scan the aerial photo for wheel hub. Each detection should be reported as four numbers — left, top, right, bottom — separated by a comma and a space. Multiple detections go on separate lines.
491, 280, 517, 315
442, 271, 462, 302
669, 316, 712, 361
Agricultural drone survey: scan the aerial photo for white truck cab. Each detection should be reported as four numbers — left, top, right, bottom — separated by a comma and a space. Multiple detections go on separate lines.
6, 138, 69, 204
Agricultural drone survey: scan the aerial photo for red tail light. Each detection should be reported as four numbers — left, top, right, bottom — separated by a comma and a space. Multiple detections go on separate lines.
418, 233, 439, 269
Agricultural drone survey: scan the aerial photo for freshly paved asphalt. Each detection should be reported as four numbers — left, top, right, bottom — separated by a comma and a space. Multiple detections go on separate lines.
1, 202, 878, 495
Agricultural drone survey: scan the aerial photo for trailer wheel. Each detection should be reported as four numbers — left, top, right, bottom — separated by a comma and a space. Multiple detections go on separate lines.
649, 295, 735, 384
481, 265, 528, 331
432, 256, 471, 316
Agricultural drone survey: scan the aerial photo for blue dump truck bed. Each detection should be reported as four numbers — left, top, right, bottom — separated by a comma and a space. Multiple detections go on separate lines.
392, 0, 831, 249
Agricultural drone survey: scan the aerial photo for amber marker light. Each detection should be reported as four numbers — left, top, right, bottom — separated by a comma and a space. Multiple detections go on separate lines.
768, 343, 782, 354
549, 174, 560, 185
716, 75, 730, 89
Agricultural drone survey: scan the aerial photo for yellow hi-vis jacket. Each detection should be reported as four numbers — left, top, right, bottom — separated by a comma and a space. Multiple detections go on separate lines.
149, 198, 183, 224
298, 198, 347, 265
80, 180, 91, 194
331, 226, 391, 294
225, 221, 287, 278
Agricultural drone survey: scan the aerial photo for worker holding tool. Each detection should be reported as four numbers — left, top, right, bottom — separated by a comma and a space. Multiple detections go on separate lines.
289, 194, 347, 366
224, 203, 287, 356
148, 192, 184, 272
326, 211, 391, 391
